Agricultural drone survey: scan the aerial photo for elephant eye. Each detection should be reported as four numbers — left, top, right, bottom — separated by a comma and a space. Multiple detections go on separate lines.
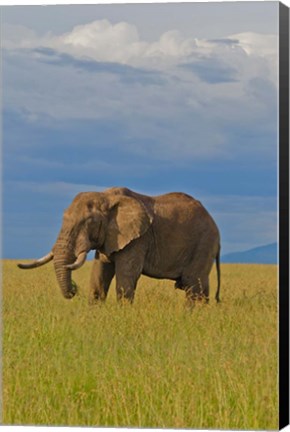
87, 201, 94, 212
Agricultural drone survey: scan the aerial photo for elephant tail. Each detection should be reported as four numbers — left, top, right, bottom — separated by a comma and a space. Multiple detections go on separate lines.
215, 246, 221, 303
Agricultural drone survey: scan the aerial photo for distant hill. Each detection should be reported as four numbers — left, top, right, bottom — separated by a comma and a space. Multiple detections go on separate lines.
222, 243, 277, 264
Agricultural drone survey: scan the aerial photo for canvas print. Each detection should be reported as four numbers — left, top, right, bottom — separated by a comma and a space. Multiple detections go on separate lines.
2, 1, 289, 429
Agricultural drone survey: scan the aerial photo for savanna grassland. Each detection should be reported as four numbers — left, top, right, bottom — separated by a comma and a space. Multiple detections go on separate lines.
3, 260, 278, 429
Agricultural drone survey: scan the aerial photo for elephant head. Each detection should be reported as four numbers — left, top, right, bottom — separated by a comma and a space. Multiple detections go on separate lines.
18, 191, 153, 299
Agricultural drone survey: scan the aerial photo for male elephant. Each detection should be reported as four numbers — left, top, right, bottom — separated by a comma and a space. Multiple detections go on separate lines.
18, 187, 221, 305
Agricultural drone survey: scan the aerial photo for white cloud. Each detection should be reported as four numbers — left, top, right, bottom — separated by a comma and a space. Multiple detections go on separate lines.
231, 32, 277, 58
48, 20, 146, 65
2, 19, 278, 162
3, 20, 277, 76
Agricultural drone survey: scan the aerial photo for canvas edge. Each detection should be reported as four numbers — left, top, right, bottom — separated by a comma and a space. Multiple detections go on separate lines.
279, 1, 290, 430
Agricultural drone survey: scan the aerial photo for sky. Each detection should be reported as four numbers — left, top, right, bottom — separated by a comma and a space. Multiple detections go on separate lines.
2, 1, 279, 259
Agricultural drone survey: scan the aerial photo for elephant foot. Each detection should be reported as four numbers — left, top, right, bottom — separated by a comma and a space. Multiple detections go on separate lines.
185, 287, 210, 309
116, 295, 135, 306
88, 292, 107, 305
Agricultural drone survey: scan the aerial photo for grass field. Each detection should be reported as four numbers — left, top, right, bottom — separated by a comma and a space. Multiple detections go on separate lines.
3, 260, 278, 429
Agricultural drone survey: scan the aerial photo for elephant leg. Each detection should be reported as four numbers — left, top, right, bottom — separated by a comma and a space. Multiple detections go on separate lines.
114, 244, 144, 304
89, 253, 115, 304
183, 249, 215, 306
115, 276, 139, 303
183, 269, 212, 306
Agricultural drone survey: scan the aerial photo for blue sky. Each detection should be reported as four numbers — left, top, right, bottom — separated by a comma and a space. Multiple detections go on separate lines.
2, 2, 279, 258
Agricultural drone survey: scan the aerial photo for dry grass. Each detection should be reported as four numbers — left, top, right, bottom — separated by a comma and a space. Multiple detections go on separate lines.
2, 260, 278, 429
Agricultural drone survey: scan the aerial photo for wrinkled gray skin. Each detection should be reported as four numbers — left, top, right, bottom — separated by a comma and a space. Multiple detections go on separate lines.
18, 187, 221, 305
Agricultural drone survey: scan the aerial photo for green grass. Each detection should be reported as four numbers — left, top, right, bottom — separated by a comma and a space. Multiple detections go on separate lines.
3, 260, 278, 429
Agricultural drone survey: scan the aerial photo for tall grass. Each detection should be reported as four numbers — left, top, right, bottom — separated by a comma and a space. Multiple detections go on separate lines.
3, 260, 278, 429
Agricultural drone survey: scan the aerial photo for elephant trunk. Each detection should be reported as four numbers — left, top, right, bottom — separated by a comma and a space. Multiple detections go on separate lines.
53, 233, 77, 299
53, 257, 77, 299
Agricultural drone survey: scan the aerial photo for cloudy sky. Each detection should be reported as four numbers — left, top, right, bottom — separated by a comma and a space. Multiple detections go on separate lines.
2, 2, 279, 259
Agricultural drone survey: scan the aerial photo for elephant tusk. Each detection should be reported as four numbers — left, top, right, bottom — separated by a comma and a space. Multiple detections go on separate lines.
66, 251, 87, 270
17, 251, 54, 269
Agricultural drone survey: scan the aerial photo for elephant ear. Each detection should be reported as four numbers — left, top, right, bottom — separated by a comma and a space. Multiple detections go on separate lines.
104, 195, 153, 255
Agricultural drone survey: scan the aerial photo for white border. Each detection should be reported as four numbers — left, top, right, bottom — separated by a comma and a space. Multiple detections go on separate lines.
1, 1, 289, 431
1, 0, 289, 6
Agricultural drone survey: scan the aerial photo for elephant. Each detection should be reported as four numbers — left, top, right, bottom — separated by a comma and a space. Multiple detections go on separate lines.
18, 187, 221, 305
